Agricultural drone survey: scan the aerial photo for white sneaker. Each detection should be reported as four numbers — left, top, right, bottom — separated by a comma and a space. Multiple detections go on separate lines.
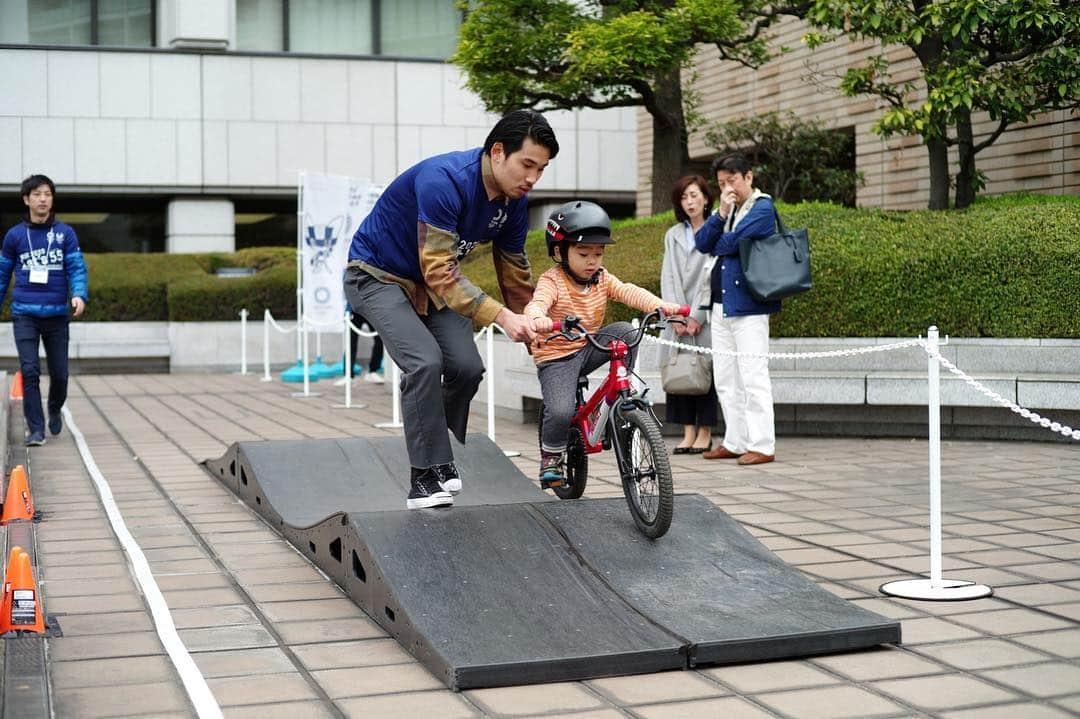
333, 377, 350, 386
364, 372, 386, 384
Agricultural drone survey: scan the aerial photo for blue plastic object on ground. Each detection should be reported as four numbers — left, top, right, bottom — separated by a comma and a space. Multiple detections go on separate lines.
281, 360, 311, 383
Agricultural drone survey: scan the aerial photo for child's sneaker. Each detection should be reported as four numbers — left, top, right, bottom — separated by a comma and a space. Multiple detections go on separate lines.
406, 467, 454, 509
539, 451, 565, 489
434, 462, 461, 494
364, 371, 385, 384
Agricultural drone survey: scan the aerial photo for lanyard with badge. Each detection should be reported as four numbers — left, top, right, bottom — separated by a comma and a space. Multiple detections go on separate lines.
25, 225, 52, 284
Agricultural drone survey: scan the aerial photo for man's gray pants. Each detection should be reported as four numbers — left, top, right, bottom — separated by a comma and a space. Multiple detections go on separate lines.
538, 321, 636, 453
345, 268, 484, 469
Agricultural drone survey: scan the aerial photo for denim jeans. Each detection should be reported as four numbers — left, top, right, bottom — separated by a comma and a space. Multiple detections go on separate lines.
13, 314, 70, 434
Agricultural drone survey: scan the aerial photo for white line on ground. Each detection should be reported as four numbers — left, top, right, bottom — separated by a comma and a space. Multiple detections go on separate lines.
62, 406, 223, 719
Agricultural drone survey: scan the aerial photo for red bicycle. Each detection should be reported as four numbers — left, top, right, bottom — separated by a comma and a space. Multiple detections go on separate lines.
538, 306, 689, 539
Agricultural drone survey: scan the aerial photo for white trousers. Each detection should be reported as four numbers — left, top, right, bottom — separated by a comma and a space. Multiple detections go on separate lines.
710, 309, 775, 455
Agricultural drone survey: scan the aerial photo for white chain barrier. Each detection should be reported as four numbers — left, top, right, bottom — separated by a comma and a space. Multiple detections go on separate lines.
642, 333, 1076, 441
262, 309, 298, 382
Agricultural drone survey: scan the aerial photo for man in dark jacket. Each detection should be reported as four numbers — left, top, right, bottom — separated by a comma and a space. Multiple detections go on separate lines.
0, 175, 89, 446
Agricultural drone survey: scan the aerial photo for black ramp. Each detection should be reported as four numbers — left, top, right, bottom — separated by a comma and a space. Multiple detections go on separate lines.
354, 503, 685, 688
209, 434, 548, 527
536, 494, 901, 665
205, 435, 900, 690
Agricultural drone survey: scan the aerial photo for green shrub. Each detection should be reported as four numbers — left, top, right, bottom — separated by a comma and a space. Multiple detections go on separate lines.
2, 195, 1075, 337
464, 194, 1080, 338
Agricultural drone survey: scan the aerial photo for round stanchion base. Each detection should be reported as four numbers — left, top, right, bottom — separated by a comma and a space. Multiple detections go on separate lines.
374, 421, 404, 429
290, 391, 323, 398
880, 578, 993, 601
503, 450, 521, 458
332, 403, 368, 409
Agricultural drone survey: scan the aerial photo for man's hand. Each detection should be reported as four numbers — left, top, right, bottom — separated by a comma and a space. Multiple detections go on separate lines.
685, 317, 702, 336
71, 297, 86, 317
495, 307, 536, 343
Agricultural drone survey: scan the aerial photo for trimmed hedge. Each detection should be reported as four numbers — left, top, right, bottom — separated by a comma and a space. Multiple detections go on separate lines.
0, 195, 1075, 337
464, 193, 1080, 338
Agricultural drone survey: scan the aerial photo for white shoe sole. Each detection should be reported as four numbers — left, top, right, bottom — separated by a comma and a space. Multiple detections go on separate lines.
364, 374, 385, 384
406, 492, 453, 509
439, 478, 462, 494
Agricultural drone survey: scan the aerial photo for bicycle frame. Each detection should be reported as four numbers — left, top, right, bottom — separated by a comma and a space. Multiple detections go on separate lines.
571, 338, 632, 454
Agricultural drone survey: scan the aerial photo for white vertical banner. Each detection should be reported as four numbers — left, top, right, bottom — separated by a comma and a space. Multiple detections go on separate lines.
299, 173, 382, 326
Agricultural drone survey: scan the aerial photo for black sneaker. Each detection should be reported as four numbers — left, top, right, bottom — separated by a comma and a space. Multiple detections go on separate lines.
434, 462, 461, 494
48, 413, 62, 435
25, 431, 46, 447
406, 467, 453, 510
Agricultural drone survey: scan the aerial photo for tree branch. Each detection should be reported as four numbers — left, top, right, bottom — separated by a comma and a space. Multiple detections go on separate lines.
972, 118, 1010, 155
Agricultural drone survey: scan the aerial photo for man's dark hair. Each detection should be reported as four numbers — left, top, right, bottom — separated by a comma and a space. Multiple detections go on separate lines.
671, 175, 714, 223
21, 174, 55, 199
710, 153, 752, 178
483, 110, 559, 159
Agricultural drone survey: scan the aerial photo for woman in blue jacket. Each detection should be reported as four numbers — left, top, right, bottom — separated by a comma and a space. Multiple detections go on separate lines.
0, 175, 89, 446
695, 154, 778, 465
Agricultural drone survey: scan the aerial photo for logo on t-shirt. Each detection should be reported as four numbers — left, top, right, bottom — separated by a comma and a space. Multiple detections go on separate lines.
454, 238, 478, 261
488, 208, 508, 232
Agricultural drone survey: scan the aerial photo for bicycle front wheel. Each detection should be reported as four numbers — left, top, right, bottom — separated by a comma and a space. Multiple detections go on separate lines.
613, 407, 674, 538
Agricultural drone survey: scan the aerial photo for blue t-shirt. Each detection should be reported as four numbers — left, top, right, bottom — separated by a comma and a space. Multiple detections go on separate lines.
0, 220, 89, 318
348, 148, 530, 281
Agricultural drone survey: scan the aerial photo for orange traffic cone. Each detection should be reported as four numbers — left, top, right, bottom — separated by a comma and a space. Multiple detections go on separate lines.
0, 549, 45, 634
9, 371, 22, 400
1, 465, 36, 524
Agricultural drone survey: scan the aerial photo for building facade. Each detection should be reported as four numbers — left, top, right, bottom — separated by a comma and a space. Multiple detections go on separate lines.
0, 0, 638, 253
637, 16, 1079, 212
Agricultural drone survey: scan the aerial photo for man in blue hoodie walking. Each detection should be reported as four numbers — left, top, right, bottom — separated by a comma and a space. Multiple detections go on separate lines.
0, 175, 89, 446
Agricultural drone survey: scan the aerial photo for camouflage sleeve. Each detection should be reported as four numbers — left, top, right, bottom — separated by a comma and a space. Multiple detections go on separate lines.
492, 246, 533, 314
417, 221, 503, 326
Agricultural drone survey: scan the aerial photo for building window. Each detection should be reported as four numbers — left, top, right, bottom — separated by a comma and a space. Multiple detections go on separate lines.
235, 198, 296, 249
0, 196, 166, 253
0, 0, 154, 47
235, 0, 461, 59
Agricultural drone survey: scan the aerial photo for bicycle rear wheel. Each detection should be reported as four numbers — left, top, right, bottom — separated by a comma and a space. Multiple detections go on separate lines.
613, 407, 674, 538
536, 404, 589, 499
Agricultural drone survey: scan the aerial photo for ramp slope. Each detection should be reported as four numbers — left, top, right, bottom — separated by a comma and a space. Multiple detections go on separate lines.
204, 434, 899, 689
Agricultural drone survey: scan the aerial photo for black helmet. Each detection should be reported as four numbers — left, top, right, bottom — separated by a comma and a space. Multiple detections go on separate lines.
545, 200, 614, 259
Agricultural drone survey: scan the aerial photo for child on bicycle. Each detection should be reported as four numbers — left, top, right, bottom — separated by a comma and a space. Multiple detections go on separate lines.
526, 200, 682, 489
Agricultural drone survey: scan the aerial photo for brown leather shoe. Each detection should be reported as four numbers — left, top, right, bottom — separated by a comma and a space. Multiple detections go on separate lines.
737, 451, 775, 465
703, 446, 742, 460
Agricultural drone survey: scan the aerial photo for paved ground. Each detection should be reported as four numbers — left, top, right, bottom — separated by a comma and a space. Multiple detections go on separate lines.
17, 373, 1080, 718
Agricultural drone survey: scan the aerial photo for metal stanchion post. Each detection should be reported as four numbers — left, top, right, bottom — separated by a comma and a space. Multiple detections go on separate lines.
880, 326, 991, 601
333, 312, 365, 410
261, 309, 272, 382
374, 358, 404, 429
238, 309, 249, 375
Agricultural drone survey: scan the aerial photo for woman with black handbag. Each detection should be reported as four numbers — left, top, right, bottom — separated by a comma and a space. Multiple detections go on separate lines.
659, 176, 719, 454
694, 154, 779, 466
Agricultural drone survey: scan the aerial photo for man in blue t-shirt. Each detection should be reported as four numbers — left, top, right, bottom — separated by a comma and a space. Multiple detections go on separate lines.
0, 175, 89, 446
345, 110, 559, 510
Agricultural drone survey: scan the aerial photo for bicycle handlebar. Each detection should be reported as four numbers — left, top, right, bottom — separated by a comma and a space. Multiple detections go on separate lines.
547, 305, 690, 352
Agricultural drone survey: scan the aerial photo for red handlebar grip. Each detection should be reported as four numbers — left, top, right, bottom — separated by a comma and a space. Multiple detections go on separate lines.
678, 304, 691, 316
551, 321, 562, 332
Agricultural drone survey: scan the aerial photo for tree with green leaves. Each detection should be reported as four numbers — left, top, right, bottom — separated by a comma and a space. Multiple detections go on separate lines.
706, 111, 863, 205
805, 0, 1080, 209
452, 0, 787, 214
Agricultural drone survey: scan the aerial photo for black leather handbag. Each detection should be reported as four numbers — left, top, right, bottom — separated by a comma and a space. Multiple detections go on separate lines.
738, 208, 812, 303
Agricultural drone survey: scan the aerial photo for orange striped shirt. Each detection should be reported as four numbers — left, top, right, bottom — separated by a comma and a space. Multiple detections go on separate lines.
525, 266, 665, 364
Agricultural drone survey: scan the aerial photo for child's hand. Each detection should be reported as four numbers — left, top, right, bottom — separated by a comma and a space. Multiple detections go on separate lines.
662, 303, 683, 317
531, 316, 554, 334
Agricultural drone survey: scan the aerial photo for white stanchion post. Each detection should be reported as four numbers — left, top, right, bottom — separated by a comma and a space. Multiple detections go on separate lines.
375, 358, 403, 428
487, 325, 496, 441
880, 326, 992, 601
261, 309, 272, 382
333, 312, 366, 410
292, 318, 322, 398
238, 309, 249, 375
